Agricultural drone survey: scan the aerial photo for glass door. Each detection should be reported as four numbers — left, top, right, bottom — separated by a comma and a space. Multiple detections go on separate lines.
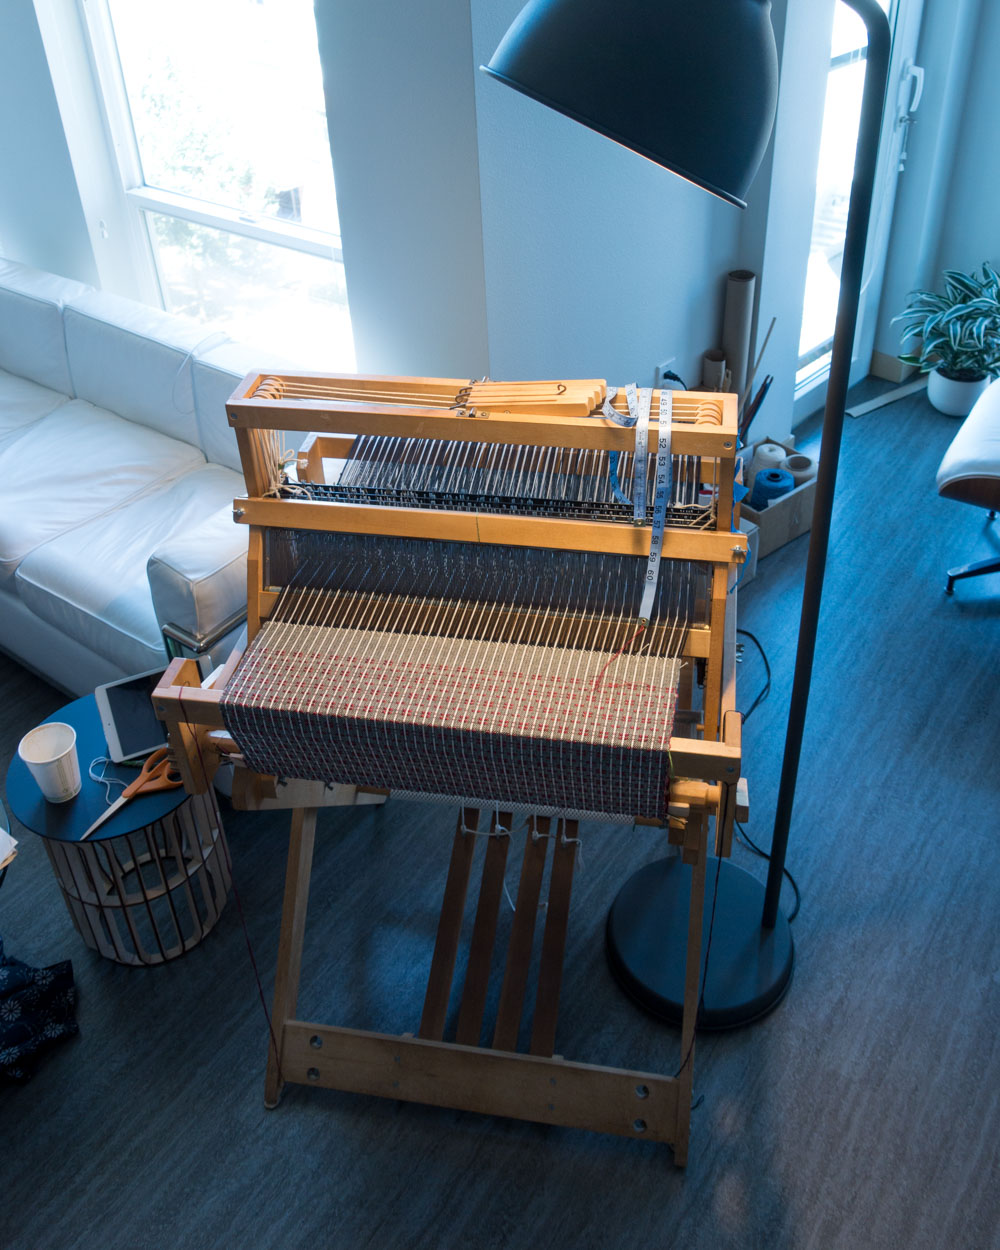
794, 0, 924, 411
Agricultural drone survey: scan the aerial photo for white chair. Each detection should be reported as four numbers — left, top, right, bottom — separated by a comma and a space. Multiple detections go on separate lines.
936, 378, 1000, 594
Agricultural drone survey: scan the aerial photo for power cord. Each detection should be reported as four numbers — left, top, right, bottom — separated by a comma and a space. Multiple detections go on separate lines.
734, 628, 799, 921
735, 821, 801, 922
736, 627, 771, 721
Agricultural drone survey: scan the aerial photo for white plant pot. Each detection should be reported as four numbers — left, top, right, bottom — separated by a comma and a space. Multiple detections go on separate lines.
926, 369, 991, 417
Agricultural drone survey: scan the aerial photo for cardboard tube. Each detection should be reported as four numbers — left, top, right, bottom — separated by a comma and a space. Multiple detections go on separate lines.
722, 270, 756, 401
701, 349, 727, 390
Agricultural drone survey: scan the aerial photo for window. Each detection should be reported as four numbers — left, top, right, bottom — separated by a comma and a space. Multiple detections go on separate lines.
82, 0, 354, 365
795, 0, 893, 394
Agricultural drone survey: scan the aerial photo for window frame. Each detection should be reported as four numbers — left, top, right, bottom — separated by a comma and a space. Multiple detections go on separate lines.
72, 0, 344, 306
794, 39, 871, 384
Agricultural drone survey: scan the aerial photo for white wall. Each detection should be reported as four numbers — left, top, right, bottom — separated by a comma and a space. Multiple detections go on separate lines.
743, 0, 835, 440
0, 0, 96, 284
314, 0, 490, 378
873, 0, 989, 361
471, 0, 743, 390
933, 0, 1000, 277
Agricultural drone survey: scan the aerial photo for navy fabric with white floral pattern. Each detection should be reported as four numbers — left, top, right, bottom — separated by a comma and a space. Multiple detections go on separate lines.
0, 937, 78, 1081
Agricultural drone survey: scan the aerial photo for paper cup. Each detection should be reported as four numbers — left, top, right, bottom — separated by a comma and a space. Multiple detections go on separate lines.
18, 722, 81, 803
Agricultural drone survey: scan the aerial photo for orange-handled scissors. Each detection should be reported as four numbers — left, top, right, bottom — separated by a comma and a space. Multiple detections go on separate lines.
81, 748, 183, 840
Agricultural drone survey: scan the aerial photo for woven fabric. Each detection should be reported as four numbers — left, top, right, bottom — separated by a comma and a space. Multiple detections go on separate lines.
0, 938, 78, 1082
222, 621, 679, 819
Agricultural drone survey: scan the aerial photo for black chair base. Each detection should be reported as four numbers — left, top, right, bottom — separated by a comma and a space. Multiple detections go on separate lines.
945, 554, 1000, 595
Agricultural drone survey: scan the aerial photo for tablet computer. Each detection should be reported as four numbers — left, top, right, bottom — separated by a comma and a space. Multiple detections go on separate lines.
94, 668, 168, 763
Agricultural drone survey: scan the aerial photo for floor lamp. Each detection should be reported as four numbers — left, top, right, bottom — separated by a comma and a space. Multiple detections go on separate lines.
484, 0, 891, 1027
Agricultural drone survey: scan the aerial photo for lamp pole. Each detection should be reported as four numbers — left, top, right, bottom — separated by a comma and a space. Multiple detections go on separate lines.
601, 0, 893, 1024
763, 0, 891, 928
484, 0, 893, 1025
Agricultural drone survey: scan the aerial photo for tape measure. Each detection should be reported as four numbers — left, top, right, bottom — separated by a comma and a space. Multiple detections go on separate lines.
632, 386, 652, 524
602, 382, 639, 428
639, 390, 673, 624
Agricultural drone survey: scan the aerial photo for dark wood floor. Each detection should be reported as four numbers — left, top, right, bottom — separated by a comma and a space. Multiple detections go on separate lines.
2, 383, 998, 1250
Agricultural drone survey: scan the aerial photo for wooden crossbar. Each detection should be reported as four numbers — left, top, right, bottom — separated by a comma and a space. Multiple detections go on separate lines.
280, 1022, 681, 1144
232, 496, 748, 564
226, 372, 738, 458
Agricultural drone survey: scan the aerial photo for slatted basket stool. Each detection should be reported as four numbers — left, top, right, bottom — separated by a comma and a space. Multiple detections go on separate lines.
42, 790, 230, 966
6, 694, 231, 967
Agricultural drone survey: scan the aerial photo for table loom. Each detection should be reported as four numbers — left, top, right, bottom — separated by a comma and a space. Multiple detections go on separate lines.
153, 373, 747, 1165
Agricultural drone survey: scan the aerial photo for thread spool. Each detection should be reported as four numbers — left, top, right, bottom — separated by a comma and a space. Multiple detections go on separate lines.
779, 453, 816, 487
749, 468, 794, 510
747, 442, 785, 490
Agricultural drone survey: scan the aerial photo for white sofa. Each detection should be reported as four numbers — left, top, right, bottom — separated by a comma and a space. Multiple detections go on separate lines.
0, 258, 291, 695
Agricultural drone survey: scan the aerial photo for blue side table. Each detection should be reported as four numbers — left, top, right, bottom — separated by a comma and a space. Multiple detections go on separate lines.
6, 694, 230, 966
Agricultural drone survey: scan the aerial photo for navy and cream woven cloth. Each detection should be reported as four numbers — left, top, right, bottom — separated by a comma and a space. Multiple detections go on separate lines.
0, 937, 78, 1081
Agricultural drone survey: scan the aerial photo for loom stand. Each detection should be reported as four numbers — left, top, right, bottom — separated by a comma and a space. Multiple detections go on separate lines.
606, 857, 793, 1030
260, 803, 715, 1166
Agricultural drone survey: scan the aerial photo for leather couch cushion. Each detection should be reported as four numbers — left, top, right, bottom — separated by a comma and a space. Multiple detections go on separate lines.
0, 368, 68, 445
0, 399, 204, 583
15, 465, 242, 674
147, 494, 247, 641
936, 377, 1000, 509
63, 288, 221, 450
0, 584, 133, 696
0, 259, 89, 394
192, 338, 301, 473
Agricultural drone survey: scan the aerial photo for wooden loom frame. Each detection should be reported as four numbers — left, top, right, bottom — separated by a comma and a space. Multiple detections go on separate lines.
153, 373, 747, 1167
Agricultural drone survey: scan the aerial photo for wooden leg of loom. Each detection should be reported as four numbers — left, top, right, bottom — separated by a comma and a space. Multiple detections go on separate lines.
419, 809, 479, 1041
529, 820, 578, 1058
264, 806, 319, 1109
492, 817, 550, 1052
455, 811, 513, 1047
673, 809, 709, 1167
257, 804, 703, 1163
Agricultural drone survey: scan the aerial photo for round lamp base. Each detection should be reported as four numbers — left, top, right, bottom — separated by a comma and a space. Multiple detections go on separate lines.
606, 857, 794, 1030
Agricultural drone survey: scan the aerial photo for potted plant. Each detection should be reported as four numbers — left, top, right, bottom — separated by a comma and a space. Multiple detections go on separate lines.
894, 263, 1000, 416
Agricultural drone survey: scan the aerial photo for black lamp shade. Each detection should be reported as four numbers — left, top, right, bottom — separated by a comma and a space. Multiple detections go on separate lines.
484, 0, 779, 208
